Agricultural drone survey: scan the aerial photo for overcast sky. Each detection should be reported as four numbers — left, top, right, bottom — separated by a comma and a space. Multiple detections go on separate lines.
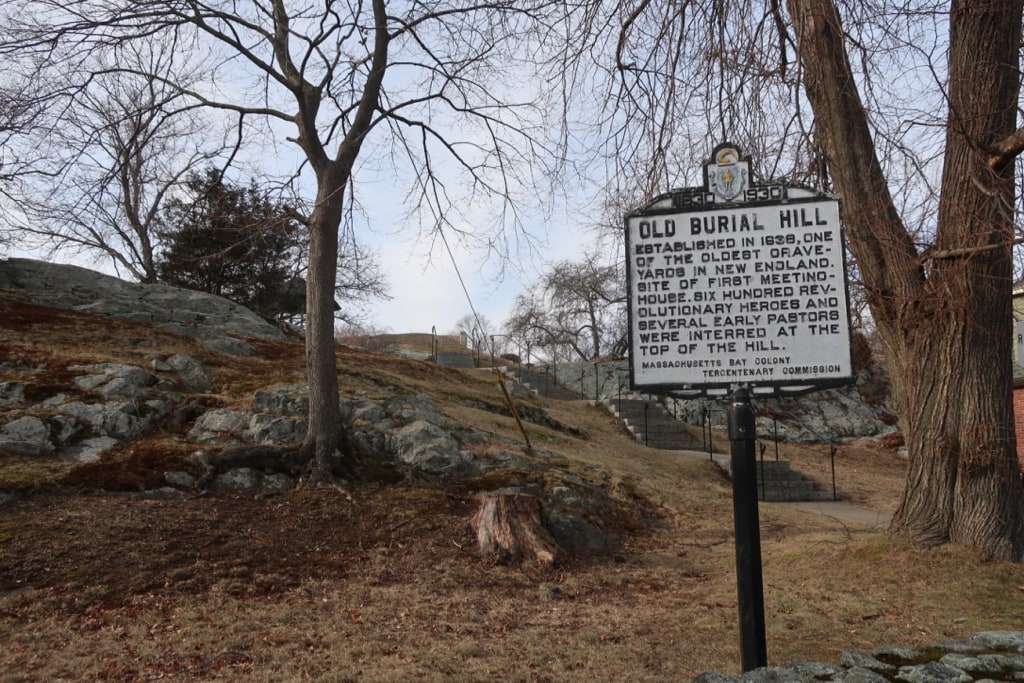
354, 195, 607, 336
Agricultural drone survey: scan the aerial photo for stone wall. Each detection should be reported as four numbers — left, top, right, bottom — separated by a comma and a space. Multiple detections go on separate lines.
696, 630, 1024, 682
1013, 384, 1024, 470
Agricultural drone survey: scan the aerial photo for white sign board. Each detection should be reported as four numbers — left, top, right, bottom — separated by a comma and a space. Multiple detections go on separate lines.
1017, 320, 1024, 365
625, 147, 853, 395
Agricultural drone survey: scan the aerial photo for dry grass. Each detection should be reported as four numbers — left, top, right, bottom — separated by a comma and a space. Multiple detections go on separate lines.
3, 296, 1024, 682
694, 423, 907, 514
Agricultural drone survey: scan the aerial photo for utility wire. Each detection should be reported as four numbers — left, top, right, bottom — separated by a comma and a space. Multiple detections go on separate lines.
435, 223, 492, 364
436, 223, 531, 449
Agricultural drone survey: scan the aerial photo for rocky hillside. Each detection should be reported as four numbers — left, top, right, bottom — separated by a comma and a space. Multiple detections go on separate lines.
0, 258, 903, 536
12, 258, 1024, 683
0, 258, 666, 560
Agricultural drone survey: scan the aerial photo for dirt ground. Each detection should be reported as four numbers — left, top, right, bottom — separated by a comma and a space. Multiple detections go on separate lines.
3, 297, 1024, 681
5, 445, 1020, 683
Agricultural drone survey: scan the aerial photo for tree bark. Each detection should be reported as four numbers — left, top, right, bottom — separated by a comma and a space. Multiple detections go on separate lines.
927, 0, 1024, 558
301, 170, 349, 481
787, 0, 1024, 559
472, 493, 562, 567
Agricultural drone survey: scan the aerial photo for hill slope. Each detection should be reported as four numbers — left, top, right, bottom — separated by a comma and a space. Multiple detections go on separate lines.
1, 287, 1022, 681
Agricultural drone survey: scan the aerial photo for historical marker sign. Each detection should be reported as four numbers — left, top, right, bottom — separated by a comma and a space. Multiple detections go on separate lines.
625, 143, 854, 396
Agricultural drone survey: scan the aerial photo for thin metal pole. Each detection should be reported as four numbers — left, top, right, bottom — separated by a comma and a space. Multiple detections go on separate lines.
728, 387, 768, 672
830, 441, 838, 501
705, 405, 712, 459
758, 441, 767, 502
773, 414, 780, 461
643, 401, 649, 447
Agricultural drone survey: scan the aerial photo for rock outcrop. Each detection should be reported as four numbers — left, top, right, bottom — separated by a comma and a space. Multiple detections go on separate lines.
0, 359, 200, 462
0, 258, 286, 355
696, 630, 1024, 682
0, 257, 631, 556
0, 349, 626, 552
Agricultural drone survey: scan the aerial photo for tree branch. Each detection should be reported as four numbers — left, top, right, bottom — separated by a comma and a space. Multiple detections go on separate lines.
988, 127, 1024, 172
919, 237, 1024, 263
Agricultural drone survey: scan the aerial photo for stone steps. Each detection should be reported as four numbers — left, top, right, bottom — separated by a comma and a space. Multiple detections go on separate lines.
501, 372, 837, 502
603, 397, 703, 450
606, 398, 836, 502
723, 457, 837, 502
504, 367, 583, 401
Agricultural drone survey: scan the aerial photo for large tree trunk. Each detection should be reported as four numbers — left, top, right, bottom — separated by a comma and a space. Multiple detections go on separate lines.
888, 296, 1020, 554
908, 0, 1024, 557
787, 0, 1024, 559
301, 169, 353, 481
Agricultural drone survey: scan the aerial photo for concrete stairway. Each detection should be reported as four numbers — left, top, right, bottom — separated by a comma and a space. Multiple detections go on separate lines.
504, 366, 583, 401
605, 397, 836, 502
743, 459, 837, 502
603, 397, 703, 450
502, 370, 837, 502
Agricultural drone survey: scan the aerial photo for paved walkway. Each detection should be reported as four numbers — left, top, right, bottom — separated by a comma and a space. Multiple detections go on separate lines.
779, 500, 891, 528
674, 448, 892, 529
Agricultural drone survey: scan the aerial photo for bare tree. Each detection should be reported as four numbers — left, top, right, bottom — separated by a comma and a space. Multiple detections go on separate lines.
506, 251, 626, 362
556, 0, 1024, 559
0, 0, 562, 479
786, 0, 1024, 559
2, 40, 228, 282
452, 313, 492, 341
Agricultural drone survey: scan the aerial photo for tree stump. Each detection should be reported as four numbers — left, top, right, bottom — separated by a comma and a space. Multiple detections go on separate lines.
471, 493, 562, 567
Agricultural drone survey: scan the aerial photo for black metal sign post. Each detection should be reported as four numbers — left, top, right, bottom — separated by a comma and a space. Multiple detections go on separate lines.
728, 387, 767, 671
